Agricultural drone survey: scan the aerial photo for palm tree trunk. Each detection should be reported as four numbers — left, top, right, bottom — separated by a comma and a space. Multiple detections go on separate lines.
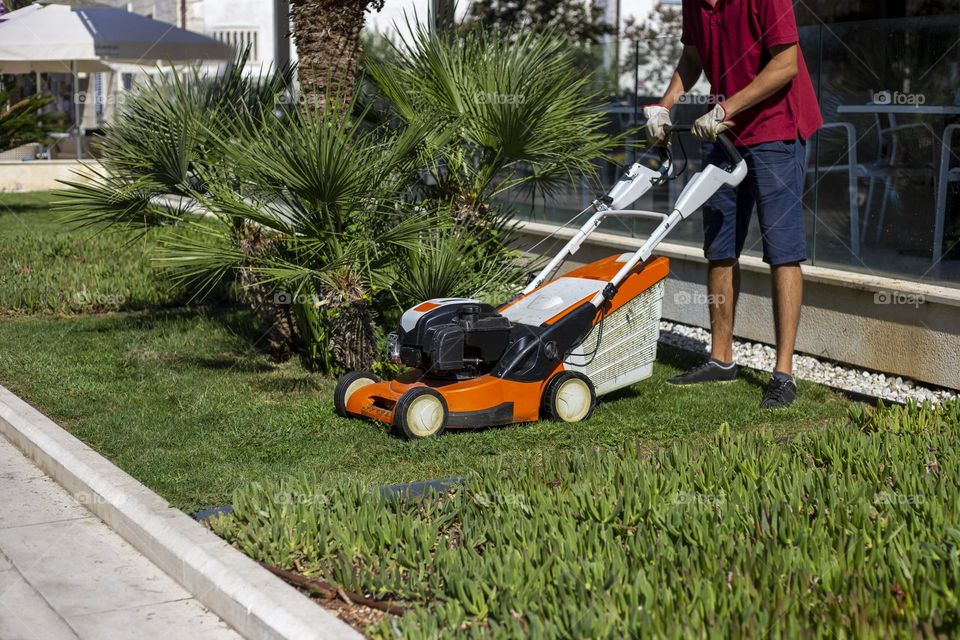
290, 0, 370, 110
236, 221, 300, 357
329, 296, 378, 371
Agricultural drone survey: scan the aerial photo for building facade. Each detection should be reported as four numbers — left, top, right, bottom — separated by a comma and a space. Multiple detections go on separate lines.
100, 0, 293, 71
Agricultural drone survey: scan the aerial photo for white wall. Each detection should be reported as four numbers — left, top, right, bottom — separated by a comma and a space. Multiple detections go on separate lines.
201, 0, 286, 69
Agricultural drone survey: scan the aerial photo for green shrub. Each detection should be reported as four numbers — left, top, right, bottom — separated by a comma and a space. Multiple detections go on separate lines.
211, 400, 960, 638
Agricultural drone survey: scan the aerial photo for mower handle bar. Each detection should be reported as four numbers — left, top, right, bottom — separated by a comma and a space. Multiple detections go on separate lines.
659, 125, 743, 168
520, 126, 748, 300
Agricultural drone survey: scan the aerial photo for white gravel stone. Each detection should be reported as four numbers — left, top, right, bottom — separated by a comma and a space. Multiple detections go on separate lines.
659, 321, 957, 405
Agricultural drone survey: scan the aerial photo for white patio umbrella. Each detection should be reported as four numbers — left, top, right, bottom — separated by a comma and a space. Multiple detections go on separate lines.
0, 1, 234, 157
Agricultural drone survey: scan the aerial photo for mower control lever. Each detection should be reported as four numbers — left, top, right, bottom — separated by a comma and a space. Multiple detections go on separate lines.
664, 125, 743, 169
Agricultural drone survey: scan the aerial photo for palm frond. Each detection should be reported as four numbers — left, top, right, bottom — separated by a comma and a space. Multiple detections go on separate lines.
365, 24, 623, 203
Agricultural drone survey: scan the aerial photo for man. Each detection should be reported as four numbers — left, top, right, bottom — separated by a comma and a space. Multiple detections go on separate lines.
644, 0, 822, 408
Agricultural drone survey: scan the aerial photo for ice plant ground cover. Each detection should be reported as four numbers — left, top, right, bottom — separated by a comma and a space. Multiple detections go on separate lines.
212, 401, 960, 638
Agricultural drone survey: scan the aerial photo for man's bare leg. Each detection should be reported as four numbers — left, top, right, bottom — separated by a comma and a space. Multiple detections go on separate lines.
708, 258, 740, 363
666, 258, 741, 385
771, 262, 803, 374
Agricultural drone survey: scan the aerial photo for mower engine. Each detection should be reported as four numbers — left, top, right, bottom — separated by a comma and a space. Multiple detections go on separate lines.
388, 299, 513, 378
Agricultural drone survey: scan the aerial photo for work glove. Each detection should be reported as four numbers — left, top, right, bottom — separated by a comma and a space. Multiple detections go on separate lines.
692, 104, 734, 142
643, 104, 672, 147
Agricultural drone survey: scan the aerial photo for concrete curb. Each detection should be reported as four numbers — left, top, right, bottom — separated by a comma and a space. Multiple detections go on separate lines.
0, 384, 361, 640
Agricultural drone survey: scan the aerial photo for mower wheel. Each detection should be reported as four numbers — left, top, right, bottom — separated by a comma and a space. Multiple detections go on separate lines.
334, 370, 381, 418
393, 387, 448, 439
542, 372, 596, 423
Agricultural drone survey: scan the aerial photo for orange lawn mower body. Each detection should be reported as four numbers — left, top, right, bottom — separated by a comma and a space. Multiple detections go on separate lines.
334, 128, 748, 439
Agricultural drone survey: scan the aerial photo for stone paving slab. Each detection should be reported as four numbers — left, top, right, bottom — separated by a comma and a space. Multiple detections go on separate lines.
0, 383, 360, 640
0, 518, 193, 618
0, 568, 80, 640
0, 436, 241, 640
69, 598, 240, 640
0, 473, 92, 529
0, 440, 44, 479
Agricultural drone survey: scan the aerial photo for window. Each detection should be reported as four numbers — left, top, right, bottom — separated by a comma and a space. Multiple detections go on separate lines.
212, 29, 259, 63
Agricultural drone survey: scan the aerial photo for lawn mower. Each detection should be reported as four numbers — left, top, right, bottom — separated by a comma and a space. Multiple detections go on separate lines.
334, 127, 747, 439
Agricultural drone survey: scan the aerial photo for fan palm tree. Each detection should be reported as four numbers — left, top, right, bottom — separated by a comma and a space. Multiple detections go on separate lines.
57, 51, 303, 351
59, 49, 293, 229
366, 25, 624, 231
157, 101, 440, 371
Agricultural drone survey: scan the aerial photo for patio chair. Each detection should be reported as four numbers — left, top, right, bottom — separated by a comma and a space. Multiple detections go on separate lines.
808, 115, 937, 260
805, 122, 864, 257
933, 123, 960, 264
861, 114, 937, 246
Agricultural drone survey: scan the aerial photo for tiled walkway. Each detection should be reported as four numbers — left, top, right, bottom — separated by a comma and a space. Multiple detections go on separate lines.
0, 436, 241, 640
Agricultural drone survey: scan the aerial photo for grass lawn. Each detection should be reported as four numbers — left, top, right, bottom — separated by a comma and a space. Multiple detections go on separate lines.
0, 192, 210, 315
0, 195, 854, 511
0, 309, 854, 511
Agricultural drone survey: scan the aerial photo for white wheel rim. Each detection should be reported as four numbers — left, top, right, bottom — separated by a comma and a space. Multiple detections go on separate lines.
405, 394, 444, 437
556, 378, 591, 422
343, 377, 376, 405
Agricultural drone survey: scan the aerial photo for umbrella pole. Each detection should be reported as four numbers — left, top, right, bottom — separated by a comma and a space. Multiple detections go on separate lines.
73, 60, 81, 160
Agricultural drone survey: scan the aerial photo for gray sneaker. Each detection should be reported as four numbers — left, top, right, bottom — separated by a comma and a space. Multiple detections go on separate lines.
667, 359, 739, 385
761, 372, 797, 408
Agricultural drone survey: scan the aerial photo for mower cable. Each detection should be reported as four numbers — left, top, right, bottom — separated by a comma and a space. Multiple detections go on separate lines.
564, 307, 607, 367
521, 202, 596, 257
651, 135, 690, 187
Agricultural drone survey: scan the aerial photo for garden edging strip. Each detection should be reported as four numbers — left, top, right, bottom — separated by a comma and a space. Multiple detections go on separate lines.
0, 383, 361, 640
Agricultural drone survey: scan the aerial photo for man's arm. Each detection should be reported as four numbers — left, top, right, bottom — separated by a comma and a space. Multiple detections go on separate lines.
660, 45, 703, 109
721, 44, 799, 118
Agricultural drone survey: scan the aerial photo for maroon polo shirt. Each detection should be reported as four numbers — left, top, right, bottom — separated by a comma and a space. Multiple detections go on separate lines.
681, 0, 822, 146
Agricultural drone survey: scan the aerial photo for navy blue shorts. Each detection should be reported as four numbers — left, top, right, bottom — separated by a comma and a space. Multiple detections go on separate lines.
702, 139, 807, 265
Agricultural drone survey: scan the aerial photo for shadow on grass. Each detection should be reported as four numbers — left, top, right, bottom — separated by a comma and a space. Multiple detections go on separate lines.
69, 306, 280, 373
656, 342, 769, 392
0, 194, 59, 214
737, 367, 773, 392
190, 355, 275, 373
255, 375, 325, 394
